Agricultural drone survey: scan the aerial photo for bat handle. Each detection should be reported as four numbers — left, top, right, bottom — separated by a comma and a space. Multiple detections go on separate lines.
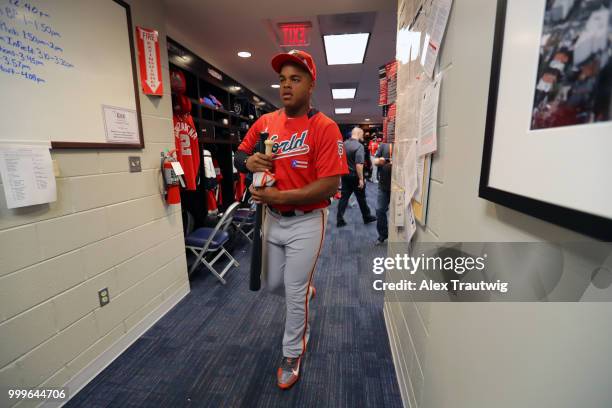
264, 140, 274, 156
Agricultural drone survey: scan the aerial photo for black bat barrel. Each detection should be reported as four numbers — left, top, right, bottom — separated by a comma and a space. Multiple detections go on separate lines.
249, 131, 269, 291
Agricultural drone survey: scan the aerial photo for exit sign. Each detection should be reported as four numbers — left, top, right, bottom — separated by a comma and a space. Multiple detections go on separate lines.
278, 22, 311, 47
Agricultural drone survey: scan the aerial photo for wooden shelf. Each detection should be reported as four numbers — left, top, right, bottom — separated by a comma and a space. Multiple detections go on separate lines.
200, 137, 240, 145
191, 98, 252, 120
199, 120, 244, 134
201, 118, 230, 129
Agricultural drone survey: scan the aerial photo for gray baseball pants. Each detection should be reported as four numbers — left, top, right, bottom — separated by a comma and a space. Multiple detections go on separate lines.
262, 207, 328, 358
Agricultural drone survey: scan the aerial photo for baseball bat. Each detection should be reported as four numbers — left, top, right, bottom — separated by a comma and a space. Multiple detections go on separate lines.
249, 132, 272, 291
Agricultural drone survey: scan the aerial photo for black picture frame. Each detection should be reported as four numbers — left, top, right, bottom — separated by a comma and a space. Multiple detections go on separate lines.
478, 0, 612, 241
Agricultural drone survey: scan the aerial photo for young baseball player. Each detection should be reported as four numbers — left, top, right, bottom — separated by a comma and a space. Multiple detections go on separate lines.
234, 50, 348, 389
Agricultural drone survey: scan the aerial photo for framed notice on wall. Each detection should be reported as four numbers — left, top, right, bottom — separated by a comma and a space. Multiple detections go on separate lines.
479, 0, 612, 240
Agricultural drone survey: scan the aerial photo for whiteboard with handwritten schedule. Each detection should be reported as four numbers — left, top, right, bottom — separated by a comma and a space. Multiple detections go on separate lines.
0, 0, 143, 148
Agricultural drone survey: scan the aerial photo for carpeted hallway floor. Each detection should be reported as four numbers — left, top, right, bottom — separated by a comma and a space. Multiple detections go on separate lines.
66, 183, 403, 408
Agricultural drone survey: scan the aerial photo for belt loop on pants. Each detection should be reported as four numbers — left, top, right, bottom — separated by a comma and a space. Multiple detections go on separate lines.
269, 207, 313, 217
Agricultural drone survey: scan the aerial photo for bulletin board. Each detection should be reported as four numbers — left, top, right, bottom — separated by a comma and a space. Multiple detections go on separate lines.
389, 0, 451, 241
0, 0, 144, 149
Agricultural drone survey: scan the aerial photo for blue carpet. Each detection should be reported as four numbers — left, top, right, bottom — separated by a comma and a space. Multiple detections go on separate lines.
66, 183, 403, 408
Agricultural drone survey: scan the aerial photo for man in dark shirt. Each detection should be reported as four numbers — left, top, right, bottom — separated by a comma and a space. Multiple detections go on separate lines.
374, 142, 392, 244
336, 127, 376, 227
362, 132, 372, 182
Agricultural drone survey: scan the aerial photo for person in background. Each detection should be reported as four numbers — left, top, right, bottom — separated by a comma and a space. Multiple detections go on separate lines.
368, 134, 380, 183
364, 132, 372, 182
374, 141, 392, 244
362, 132, 372, 182
336, 127, 377, 228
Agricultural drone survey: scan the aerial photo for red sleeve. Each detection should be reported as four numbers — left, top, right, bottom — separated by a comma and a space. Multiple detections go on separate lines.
238, 115, 266, 154
314, 122, 349, 178
187, 115, 200, 182
173, 114, 182, 162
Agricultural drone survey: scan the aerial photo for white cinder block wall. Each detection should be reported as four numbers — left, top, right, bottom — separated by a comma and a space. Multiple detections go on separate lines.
0, 1, 189, 406
385, 1, 612, 407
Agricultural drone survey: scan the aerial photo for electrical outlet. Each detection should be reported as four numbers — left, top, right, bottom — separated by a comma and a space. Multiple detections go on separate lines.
128, 156, 141, 172
98, 288, 110, 307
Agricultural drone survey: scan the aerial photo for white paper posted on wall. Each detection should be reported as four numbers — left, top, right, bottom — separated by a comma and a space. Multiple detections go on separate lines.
398, 139, 419, 200
394, 192, 405, 227
405, 204, 417, 242
414, 155, 426, 204
418, 73, 442, 156
0, 145, 57, 209
420, 0, 453, 78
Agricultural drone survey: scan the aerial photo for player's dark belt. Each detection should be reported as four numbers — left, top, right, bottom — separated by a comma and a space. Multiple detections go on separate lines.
268, 207, 314, 217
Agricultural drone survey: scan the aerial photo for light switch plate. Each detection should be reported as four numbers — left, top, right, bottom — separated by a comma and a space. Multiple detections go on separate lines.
128, 156, 141, 172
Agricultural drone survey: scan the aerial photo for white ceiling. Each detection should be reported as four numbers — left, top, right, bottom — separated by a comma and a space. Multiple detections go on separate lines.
164, 0, 397, 124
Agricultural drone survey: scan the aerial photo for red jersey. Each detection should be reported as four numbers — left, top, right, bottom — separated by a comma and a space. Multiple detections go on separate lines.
369, 140, 379, 156
238, 109, 348, 212
173, 113, 200, 190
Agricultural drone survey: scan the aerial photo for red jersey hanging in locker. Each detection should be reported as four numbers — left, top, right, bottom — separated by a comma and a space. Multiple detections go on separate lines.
173, 95, 200, 190
136, 27, 163, 95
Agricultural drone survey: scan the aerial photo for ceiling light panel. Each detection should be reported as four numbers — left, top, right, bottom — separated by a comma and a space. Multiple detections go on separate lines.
332, 88, 357, 99
323, 33, 370, 65
335, 108, 352, 114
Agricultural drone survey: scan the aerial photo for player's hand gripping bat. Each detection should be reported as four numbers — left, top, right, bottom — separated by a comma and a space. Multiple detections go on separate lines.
249, 132, 274, 291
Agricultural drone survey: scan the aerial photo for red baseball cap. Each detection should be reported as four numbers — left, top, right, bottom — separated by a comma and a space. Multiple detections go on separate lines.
271, 50, 317, 81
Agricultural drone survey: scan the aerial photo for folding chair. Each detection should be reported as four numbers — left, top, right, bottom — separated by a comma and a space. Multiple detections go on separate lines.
232, 205, 256, 243
185, 201, 240, 284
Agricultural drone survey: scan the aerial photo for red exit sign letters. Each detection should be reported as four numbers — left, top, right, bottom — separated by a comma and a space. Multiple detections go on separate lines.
278, 22, 311, 47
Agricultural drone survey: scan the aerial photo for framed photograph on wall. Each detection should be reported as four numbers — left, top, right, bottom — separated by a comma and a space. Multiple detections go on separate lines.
479, 0, 612, 241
